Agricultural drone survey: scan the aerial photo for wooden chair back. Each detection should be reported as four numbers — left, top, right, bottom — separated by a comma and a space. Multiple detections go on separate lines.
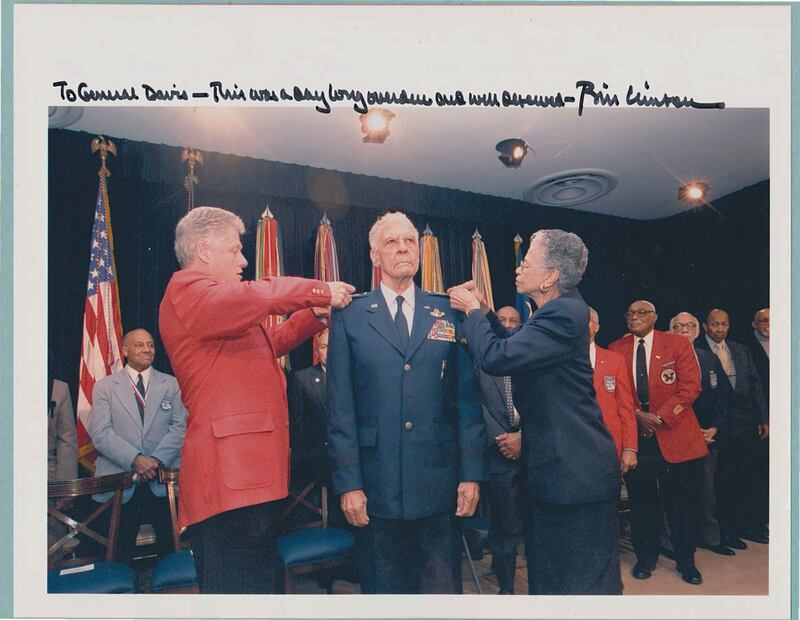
47, 472, 134, 569
156, 467, 185, 553
279, 480, 331, 530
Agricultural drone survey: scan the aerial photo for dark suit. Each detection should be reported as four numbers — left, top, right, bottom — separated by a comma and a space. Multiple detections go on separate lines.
745, 333, 769, 529
327, 287, 487, 593
461, 289, 622, 595
477, 371, 523, 593
288, 364, 329, 485
695, 337, 768, 538
693, 347, 731, 547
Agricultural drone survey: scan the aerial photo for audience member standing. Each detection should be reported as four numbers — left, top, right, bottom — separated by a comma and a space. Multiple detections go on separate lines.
670, 312, 733, 556
696, 308, 769, 547
609, 300, 707, 585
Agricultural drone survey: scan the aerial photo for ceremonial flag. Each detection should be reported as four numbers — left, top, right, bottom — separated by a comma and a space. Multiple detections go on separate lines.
471, 229, 495, 312
371, 265, 382, 290
313, 214, 340, 364
514, 233, 532, 322
76, 172, 125, 472
256, 206, 288, 367
420, 224, 444, 293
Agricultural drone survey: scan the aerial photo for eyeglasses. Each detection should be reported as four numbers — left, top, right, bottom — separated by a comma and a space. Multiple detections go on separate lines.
625, 310, 655, 319
756, 317, 770, 323
672, 322, 697, 330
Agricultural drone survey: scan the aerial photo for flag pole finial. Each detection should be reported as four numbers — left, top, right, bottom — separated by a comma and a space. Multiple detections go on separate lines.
320, 213, 331, 226
513, 233, 523, 244
261, 205, 274, 219
422, 223, 433, 236
472, 228, 482, 240
181, 147, 204, 211
90, 136, 116, 178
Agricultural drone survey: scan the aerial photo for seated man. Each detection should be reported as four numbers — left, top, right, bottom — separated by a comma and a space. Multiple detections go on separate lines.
48, 357, 78, 552
88, 328, 187, 563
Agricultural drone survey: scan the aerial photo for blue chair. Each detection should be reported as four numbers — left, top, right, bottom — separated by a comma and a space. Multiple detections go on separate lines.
276, 484, 355, 593
149, 468, 199, 593
48, 472, 136, 593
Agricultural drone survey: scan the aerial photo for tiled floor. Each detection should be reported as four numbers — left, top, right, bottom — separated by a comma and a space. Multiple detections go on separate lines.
291, 537, 769, 595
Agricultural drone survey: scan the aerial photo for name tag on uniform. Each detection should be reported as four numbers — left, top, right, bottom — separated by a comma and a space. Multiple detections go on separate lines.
427, 319, 456, 342
161, 399, 172, 410
603, 376, 616, 392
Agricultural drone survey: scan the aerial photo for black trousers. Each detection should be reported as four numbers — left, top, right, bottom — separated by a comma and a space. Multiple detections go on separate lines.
523, 497, 622, 595
624, 437, 702, 569
95, 484, 173, 564
187, 501, 282, 594
485, 468, 524, 593
355, 512, 461, 594
717, 429, 767, 537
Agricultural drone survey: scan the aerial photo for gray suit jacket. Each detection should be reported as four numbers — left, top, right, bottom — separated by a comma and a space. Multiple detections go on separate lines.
48, 379, 77, 481
88, 367, 187, 502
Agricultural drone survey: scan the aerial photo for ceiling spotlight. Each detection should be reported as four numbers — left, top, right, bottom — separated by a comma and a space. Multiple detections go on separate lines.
360, 108, 395, 144
495, 138, 530, 169
678, 181, 710, 204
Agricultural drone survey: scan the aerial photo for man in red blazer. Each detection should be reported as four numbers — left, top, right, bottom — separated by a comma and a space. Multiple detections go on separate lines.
588, 308, 637, 472
159, 206, 355, 593
609, 300, 707, 585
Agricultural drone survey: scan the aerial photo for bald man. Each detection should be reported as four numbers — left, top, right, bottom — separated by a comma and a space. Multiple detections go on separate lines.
696, 308, 769, 546
609, 300, 706, 585
88, 328, 187, 563
495, 306, 522, 331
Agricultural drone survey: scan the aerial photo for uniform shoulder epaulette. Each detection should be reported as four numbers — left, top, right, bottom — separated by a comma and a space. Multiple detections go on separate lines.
426, 291, 449, 298
351, 292, 369, 299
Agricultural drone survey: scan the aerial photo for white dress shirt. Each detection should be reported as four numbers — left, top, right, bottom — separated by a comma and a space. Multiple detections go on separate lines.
380, 281, 415, 336
589, 341, 597, 369
125, 364, 152, 393
630, 330, 654, 392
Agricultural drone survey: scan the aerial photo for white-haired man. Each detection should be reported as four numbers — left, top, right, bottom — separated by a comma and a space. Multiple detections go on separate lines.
327, 211, 487, 593
670, 311, 733, 556
159, 205, 355, 593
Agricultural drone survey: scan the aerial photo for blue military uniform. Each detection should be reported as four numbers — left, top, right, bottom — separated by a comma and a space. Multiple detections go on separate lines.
327, 286, 487, 592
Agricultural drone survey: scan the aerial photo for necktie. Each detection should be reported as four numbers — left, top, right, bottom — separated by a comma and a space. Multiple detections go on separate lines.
394, 295, 410, 350
715, 342, 736, 389
502, 376, 518, 428
135, 373, 146, 423
636, 338, 650, 412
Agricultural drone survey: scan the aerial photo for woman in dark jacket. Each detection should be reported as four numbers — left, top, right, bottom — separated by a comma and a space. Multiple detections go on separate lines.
449, 229, 622, 595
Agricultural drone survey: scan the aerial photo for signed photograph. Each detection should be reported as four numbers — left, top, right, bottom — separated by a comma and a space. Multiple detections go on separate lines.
8, 3, 794, 619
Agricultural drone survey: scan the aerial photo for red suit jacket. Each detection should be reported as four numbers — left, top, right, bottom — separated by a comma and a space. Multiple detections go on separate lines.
593, 345, 638, 458
608, 330, 707, 464
159, 269, 331, 528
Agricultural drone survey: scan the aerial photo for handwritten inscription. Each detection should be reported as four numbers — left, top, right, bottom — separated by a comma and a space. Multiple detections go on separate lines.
51, 80, 725, 117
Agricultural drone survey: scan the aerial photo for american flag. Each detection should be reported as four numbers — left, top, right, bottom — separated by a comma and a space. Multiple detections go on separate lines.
76, 173, 124, 471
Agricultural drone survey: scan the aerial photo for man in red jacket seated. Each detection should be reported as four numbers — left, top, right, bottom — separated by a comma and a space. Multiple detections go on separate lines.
588, 307, 638, 473
159, 206, 355, 594
609, 300, 706, 586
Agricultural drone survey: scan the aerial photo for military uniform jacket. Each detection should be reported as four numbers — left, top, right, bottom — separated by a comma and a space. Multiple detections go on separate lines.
461, 289, 620, 506
327, 286, 487, 520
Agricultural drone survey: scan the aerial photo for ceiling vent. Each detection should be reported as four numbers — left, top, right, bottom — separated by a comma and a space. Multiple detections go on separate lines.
523, 169, 618, 207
